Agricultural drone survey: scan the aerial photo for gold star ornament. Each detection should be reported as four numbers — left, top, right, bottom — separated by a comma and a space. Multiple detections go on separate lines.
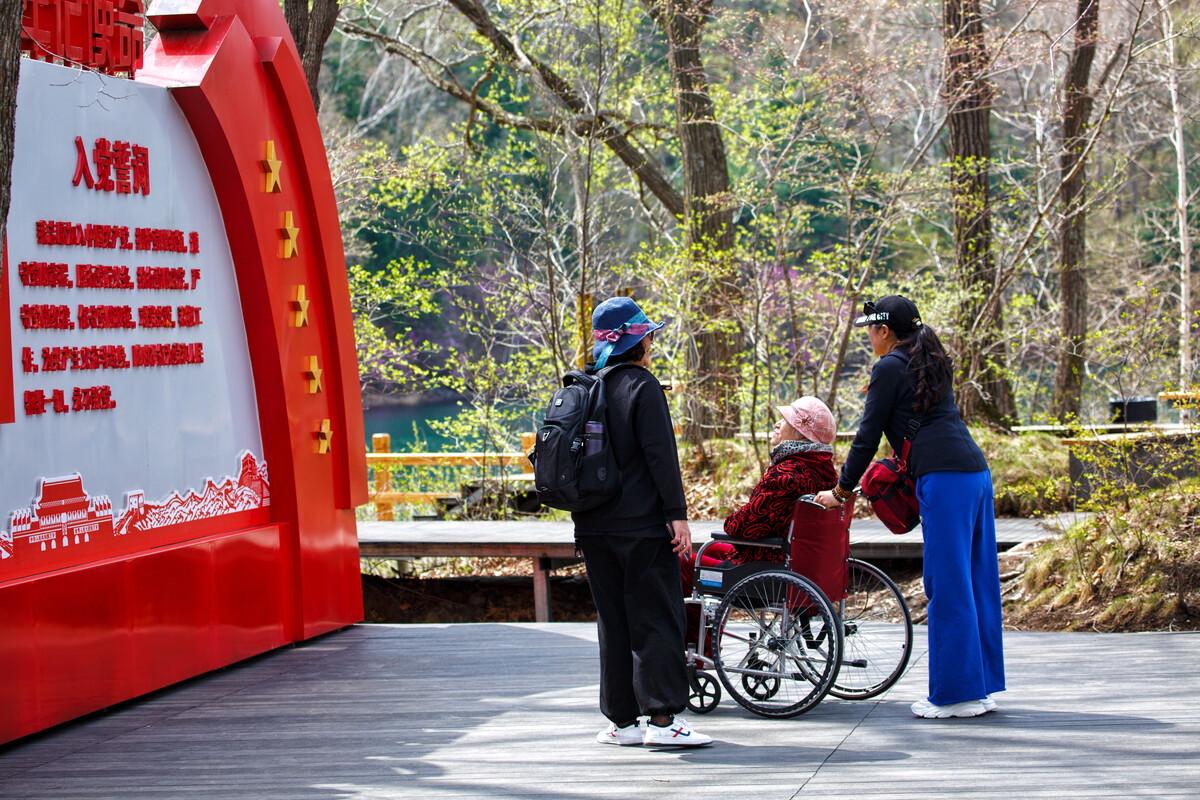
261, 140, 282, 193
280, 211, 299, 258
316, 419, 333, 454
291, 285, 310, 327
304, 355, 323, 394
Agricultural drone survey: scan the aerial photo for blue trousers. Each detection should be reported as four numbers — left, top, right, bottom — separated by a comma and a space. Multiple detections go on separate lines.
917, 469, 1006, 705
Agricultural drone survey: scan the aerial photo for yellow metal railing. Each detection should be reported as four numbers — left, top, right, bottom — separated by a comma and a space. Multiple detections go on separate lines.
367, 432, 536, 520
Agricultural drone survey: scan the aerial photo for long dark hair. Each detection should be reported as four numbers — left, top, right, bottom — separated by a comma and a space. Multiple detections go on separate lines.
897, 324, 953, 414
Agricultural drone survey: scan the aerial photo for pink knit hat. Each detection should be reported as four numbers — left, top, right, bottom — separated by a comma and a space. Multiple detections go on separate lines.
776, 396, 836, 445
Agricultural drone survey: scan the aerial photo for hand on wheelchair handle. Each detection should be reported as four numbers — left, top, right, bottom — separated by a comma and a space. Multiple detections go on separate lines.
812, 490, 841, 509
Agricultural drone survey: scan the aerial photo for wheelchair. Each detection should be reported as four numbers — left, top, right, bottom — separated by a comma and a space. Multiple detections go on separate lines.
684, 495, 913, 718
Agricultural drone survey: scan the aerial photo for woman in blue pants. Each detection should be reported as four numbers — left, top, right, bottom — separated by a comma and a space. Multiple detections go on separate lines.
815, 295, 1005, 718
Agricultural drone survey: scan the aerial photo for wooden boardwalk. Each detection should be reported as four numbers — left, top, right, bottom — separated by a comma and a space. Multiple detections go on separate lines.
358, 515, 1074, 561
2, 622, 1197, 799
358, 515, 1073, 620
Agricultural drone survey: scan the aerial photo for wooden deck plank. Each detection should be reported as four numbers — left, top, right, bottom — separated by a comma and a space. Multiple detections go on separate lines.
2, 624, 1199, 799
357, 514, 1068, 561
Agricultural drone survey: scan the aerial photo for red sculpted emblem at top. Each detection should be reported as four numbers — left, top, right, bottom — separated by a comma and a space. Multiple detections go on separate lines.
21, 0, 145, 77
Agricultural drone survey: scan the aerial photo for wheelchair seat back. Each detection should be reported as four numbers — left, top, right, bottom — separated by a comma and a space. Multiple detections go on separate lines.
787, 496, 854, 602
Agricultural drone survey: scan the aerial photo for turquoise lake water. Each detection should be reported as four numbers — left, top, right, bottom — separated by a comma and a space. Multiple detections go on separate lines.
362, 403, 541, 452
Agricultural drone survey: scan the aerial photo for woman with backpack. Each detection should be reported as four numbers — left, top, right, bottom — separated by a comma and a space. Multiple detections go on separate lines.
813, 295, 1005, 719
574, 296, 712, 748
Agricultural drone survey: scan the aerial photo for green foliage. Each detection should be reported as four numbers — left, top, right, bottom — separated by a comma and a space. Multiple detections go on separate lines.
325, 0, 1200, 445
1008, 395, 1200, 630
348, 259, 449, 395
970, 428, 1072, 516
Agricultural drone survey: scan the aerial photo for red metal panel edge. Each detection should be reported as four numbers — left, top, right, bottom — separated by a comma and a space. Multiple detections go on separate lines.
139, 0, 364, 639
258, 37, 367, 512
1, 238, 14, 423
141, 13, 304, 640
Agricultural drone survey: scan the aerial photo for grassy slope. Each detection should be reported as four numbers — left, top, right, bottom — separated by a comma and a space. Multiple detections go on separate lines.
1008, 477, 1200, 631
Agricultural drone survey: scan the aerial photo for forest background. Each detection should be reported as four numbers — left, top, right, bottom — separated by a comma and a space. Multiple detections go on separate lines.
305, 0, 1200, 630
300, 0, 1200, 459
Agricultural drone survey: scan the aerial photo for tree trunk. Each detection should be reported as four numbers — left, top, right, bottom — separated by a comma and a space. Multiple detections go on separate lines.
284, 0, 341, 113
1162, 3, 1194, 396
1053, 0, 1099, 421
0, 0, 20, 248
646, 0, 738, 441
943, 0, 1016, 426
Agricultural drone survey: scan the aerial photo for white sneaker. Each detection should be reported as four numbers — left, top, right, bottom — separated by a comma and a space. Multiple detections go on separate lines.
643, 717, 712, 747
596, 721, 643, 745
911, 698, 989, 718
982, 695, 997, 712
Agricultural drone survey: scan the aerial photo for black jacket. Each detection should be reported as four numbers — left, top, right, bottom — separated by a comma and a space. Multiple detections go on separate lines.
572, 365, 687, 536
839, 349, 988, 491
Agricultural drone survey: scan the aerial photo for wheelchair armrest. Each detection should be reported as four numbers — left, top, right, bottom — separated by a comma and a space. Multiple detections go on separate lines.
708, 532, 786, 550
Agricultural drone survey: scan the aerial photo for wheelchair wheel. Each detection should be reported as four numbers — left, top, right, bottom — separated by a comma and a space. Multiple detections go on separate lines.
741, 654, 780, 700
686, 670, 722, 714
712, 570, 842, 718
828, 558, 913, 700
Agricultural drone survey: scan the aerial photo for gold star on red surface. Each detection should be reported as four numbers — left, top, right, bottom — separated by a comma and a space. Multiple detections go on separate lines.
316, 419, 333, 454
304, 355, 323, 394
280, 211, 299, 258
291, 285, 310, 328
261, 140, 282, 193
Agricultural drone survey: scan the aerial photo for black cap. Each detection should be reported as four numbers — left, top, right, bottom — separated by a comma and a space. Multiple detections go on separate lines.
853, 295, 923, 335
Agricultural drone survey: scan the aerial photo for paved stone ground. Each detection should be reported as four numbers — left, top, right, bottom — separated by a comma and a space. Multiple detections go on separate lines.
2, 623, 1198, 799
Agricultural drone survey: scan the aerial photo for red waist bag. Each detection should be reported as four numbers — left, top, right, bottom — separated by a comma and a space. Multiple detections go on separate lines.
861, 421, 921, 535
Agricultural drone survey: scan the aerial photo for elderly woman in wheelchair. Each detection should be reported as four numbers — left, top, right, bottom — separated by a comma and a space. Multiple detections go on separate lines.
680, 396, 837, 596
680, 398, 914, 718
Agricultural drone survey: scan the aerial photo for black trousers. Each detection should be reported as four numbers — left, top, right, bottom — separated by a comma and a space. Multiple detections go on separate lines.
578, 534, 688, 723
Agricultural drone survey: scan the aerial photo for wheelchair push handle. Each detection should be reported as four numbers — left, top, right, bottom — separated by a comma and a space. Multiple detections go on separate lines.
799, 488, 864, 509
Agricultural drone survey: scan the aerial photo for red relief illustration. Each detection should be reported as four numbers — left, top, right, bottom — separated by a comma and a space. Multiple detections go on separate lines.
1, 451, 270, 563
3, 475, 114, 558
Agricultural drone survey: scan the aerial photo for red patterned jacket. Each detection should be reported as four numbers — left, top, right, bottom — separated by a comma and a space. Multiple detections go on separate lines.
722, 448, 838, 565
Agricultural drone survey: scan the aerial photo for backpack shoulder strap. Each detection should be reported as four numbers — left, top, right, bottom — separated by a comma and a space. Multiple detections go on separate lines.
581, 363, 638, 421
591, 362, 636, 379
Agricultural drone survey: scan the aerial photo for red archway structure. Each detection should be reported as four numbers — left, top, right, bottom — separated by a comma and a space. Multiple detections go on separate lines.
2, 0, 366, 743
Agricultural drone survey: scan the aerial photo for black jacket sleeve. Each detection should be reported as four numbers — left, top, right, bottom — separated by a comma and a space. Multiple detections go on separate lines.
633, 379, 688, 521
838, 350, 988, 489
838, 354, 905, 491
571, 367, 687, 535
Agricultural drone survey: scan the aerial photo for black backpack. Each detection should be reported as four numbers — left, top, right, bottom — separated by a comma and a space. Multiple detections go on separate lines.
528, 365, 628, 512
